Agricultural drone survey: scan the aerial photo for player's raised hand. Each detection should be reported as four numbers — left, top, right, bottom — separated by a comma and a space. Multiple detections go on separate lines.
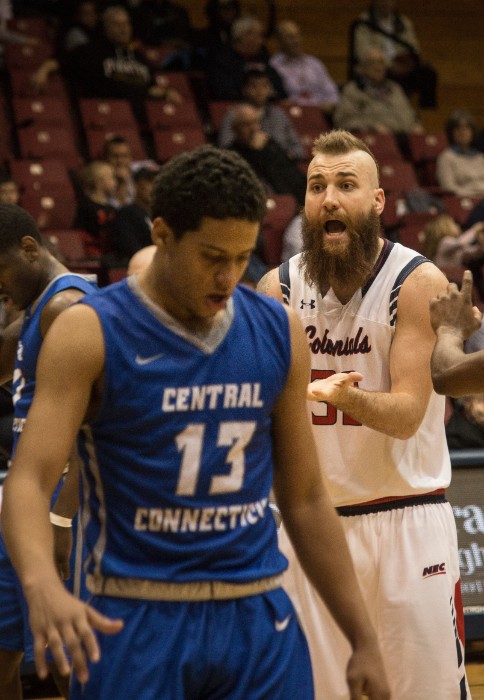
429, 269, 482, 339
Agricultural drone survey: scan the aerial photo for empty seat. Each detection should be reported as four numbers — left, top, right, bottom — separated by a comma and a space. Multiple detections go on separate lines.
407, 131, 448, 188
442, 194, 482, 226
379, 161, 419, 195
207, 100, 237, 134
84, 126, 147, 161
16, 125, 82, 167
21, 191, 76, 230
278, 103, 329, 132
78, 98, 138, 130
357, 132, 404, 163
11, 96, 74, 128
151, 125, 206, 162
261, 195, 298, 267
145, 99, 203, 130
7, 16, 52, 38
397, 212, 439, 254
9, 158, 75, 199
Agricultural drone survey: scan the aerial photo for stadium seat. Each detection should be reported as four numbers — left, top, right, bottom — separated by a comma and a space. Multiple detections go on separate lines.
442, 194, 482, 226
7, 16, 52, 39
145, 99, 203, 130
379, 161, 419, 195
21, 191, 76, 230
407, 131, 448, 188
41, 229, 104, 277
357, 132, 404, 163
16, 125, 82, 167
207, 101, 237, 134
152, 72, 196, 101
4, 42, 54, 70
84, 126, 147, 161
11, 96, 74, 128
396, 212, 438, 254
9, 158, 75, 199
7, 67, 69, 99
261, 194, 298, 267
151, 125, 207, 162
278, 103, 329, 132
107, 267, 128, 284
78, 98, 138, 130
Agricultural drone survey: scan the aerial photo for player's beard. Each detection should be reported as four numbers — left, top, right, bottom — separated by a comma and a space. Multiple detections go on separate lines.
299, 206, 381, 292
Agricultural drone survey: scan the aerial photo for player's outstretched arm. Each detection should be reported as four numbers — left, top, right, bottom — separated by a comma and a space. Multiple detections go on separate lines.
271, 308, 390, 700
0, 304, 123, 683
430, 269, 484, 396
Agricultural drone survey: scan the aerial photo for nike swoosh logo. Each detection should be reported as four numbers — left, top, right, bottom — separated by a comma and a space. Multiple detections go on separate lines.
135, 353, 165, 365
274, 614, 292, 632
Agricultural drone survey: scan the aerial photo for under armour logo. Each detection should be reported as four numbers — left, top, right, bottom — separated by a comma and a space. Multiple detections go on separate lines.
300, 299, 316, 309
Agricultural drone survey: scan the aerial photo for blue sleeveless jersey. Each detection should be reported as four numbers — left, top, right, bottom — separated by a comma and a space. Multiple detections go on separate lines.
79, 280, 291, 584
12, 273, 98, 453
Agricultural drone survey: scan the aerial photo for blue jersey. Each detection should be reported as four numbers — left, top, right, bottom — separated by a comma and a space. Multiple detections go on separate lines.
12, 273, 98, 453
79, 278, 291, 584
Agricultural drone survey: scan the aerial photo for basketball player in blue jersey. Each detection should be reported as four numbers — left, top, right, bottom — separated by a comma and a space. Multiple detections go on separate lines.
258, 130, 471, 699
0, 204, 97, 700
1, 146, 390, 700
430, 269, 484, 395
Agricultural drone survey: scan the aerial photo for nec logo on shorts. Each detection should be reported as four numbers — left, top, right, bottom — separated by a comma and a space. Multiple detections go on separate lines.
422, 562, 446, 578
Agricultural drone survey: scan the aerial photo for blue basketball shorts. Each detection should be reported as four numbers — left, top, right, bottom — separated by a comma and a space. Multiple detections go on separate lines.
70, 587, 314, 699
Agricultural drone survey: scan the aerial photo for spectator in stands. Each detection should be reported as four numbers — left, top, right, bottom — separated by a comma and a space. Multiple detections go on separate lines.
195, 0, 276, 51
228, 103, 306, 205
350, 0, 438, 108
333, 47, 423, 135
102, 134, 135, 208
111, 164, 158, 262
61, 0, 100, 52
421, 214, 484, 268
217, 67, 304, 161
436, 110, 484, 197
206, 15, 286, 101
73, 159, 118, 258
130, 0, 193, 51
30, 6, 182, 114
270, 20, 340, 118
0, 175, 19, 205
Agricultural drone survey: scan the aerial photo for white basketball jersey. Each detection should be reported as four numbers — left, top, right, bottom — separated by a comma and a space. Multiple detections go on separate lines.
281, 239, 451, 506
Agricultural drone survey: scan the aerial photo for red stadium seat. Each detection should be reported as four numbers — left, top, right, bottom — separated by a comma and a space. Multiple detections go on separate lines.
442, 194, 482, 226
379, 161, 419, 195
397, 212, 439, 254
11, 96, 74, 128
16, 125, 82, 167
357, 132, 404, 163
407, 131, 448, 188
152, 72, 196, 101
8, 66, 70, 99
84, 126, 147, 161
261, 195, 298, 267
78, 98, 138, 130
145, 99, 203, 130
151, 125, 207, 162
4, 42, 54, 70
207, 101, 237, 133
42, 229, 104, 277
21, 191, 77, 230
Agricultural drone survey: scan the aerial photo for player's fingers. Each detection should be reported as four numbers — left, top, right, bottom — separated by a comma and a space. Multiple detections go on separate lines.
40, 631, 71, 680
461, 269, 474, 302
346, 371, 364, 384
86, 605, 124, 636
33, 635, 50, 680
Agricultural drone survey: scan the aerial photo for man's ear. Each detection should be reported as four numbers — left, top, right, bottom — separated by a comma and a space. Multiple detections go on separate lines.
151, 217, 174, 247
20, 236, 41, 262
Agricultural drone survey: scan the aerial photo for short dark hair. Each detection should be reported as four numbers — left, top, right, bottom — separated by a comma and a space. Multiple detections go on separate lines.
0, 204, 42, 251
151, 145, 267, 238
445, 110, 477, 144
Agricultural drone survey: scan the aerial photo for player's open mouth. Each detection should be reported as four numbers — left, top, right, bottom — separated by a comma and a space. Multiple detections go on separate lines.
324, 220, 346, 235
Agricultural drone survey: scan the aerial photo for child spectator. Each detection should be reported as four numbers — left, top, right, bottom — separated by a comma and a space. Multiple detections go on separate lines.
73, 160, 118, 258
